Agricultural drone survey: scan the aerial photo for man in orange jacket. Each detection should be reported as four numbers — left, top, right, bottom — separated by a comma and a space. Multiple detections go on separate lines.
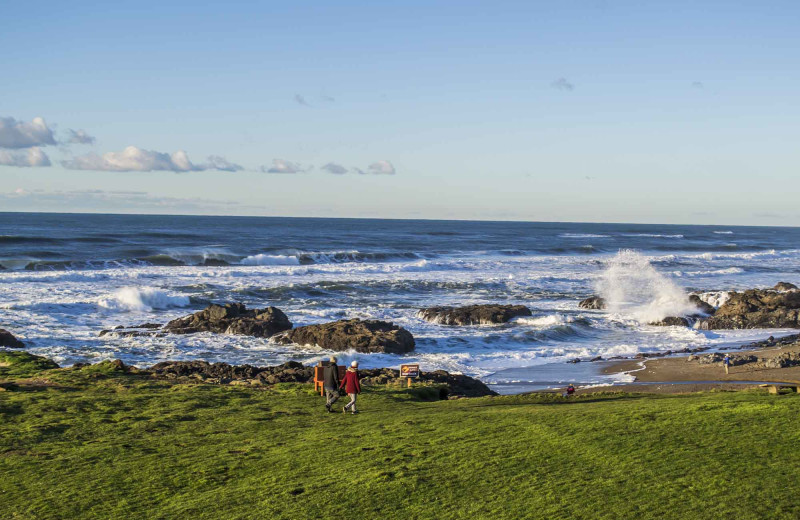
340, 360, 362, 415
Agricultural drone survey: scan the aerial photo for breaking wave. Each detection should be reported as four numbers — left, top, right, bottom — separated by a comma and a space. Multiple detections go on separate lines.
97, 287, 192, 312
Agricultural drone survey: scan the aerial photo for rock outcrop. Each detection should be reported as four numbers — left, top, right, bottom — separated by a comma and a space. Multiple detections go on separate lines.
0, 329, 24, 348
773, 282, 798, 292
164, 303, 292, 337
147, 360, 494, 397
274, 319, 415, 354
416, 304, 531, 325
578, 296, 606, 310
149, 360, 314, 384
688, 294, 716, 315
697, 289, 800, 330
650, 316, 691, 327
359, 368, 496, 397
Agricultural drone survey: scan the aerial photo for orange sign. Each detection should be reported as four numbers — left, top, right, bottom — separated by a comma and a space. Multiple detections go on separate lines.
400, 364, 420, 378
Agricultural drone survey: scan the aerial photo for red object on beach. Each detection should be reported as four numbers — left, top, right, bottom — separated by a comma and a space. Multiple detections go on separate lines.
340, 369, 361, 394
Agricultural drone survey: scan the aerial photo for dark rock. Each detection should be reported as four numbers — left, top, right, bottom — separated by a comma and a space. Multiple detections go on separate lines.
274, 319, 415, 354
589, 356, 603, 362
0, 328, 24, 348
149, 360, 313, 383
650, 316, 690, 327
147, 360, 493, 397
578, 296, 606, 310
773, 282, 798, 292
567, 358, 581, 363
164, 303, 292, 338
688, 294, 716, 315
696, 289, 800, 330
416, 304, 531, 325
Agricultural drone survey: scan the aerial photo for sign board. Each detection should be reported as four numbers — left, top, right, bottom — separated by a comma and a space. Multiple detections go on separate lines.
400, 364, 420, 378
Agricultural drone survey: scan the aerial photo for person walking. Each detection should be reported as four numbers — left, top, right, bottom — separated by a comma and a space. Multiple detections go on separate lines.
340, 360, 362, 415
723, 354, 731, 375
323, 356, 341, 413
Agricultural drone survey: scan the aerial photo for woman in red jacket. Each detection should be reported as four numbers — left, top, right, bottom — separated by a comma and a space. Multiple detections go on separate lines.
340, 361, 361, 414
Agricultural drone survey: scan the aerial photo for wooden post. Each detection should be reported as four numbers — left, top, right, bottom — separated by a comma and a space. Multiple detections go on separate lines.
407, 377, 412, 388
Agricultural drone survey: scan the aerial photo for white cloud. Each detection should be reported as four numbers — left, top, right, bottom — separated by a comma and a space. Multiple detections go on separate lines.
367, 160, 396, 175
551, 77, 575, 91
261, 158, 305, 174
0, 147, 51, 167
0, 116, 57, 149
204, 155, 244, 172
321, 162, 348, 174
66, 129, 96, 144
61, 146, 243, 172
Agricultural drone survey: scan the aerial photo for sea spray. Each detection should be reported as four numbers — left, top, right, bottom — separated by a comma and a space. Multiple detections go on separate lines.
97, 287, 191, 312
596, 250, 694, 323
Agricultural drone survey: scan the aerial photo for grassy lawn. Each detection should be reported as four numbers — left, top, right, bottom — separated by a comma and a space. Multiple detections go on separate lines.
2, 352, 800, 519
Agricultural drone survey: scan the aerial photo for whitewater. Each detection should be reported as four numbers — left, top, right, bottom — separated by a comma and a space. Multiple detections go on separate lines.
2, 213, 800, 393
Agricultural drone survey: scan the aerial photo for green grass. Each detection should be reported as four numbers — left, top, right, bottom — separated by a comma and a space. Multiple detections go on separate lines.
2, 358, 800, 519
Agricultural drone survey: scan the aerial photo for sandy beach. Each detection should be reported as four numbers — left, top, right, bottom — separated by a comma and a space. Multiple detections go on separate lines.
587, 334, 800, 394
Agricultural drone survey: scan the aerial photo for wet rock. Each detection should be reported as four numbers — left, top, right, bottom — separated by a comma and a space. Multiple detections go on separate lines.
164, 303, 292, 338
773, 282, 798, 292
416, 304, 531, 325
696, 288, 800, 330
650, 317, 690, 327
274, 319, 415, 354
0, 329, 24, 348
688, 294, 716, 315
578, 296, 606, 310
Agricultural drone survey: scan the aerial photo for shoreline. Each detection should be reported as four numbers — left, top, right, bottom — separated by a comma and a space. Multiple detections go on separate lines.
587, 333, 800, 394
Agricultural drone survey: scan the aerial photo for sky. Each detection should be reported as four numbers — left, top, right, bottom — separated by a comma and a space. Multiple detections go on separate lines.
1, 1, 799, 225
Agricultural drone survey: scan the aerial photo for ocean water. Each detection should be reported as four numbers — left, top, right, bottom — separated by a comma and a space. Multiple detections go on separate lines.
2, 212, 799, 393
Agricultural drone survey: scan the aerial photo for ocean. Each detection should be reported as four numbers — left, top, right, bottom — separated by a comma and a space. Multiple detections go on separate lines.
2, 212, 799, 393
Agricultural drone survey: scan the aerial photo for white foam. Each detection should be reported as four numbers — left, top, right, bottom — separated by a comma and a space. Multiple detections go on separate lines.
240, 254, 301, 266
713, 231, 734, 234
517, 314, 572, 327
596, 250, 694, 323
97, 287, 191, 312
559, 233, 611, 238
623, 234, 684, 239
696, 291, 731, 309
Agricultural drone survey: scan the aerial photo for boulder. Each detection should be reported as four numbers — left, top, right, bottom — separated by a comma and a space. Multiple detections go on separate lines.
274, 319, 415, 354
0, 328, 24, 348
696, 289, 800, 330
164, 303, 292, 338
774, 282, 798, 292
650, 316, 690, 327
416, 304, 531, 325
688, 294, 716, 315
578, 296, 606, 310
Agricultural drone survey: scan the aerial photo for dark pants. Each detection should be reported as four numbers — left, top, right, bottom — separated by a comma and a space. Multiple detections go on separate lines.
325, 387, 340, 407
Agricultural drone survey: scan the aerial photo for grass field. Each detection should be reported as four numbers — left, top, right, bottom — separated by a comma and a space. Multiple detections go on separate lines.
2, 351, 800, 519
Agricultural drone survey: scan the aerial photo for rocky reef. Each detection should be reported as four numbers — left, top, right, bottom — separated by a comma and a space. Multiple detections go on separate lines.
696, 284, 800, 330
164, 303, 292, 337
274, 319, 415, 354
417, 304, 531, 325
148, 359, 493, 397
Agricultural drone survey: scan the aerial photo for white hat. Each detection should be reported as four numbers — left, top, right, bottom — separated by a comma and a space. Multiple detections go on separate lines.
351, 360, 358, 368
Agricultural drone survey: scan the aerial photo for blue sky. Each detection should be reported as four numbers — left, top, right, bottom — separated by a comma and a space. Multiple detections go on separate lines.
1, 1, 799, 224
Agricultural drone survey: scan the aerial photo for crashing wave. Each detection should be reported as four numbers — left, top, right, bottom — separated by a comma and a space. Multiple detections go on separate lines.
97, 287, 192, 312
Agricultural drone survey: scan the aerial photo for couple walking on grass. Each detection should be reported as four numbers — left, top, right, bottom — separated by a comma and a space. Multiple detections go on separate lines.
323, 357, 361, 415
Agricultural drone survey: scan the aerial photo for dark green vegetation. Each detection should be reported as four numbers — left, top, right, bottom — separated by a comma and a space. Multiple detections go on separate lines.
2, 353, 800, 519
